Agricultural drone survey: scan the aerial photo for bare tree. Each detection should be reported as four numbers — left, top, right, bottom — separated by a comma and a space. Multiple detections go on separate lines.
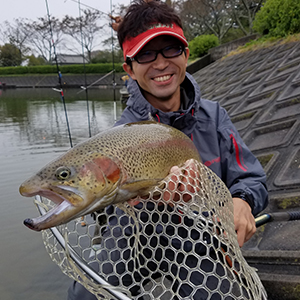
0, 19, 31, 62
176, 0, 209, 40
228, 0, 263, 35
177, 0, 233, 42
25, 16, 63, 63
61, 9, 104, 62
176, 0, 262, 42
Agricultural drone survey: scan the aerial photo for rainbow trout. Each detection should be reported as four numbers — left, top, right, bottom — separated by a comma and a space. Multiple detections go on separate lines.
19, 121, 200, 231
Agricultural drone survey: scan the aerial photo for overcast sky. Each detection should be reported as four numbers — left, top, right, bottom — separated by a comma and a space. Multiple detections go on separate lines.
2, 0, 131, 23
1, 0, 132, 53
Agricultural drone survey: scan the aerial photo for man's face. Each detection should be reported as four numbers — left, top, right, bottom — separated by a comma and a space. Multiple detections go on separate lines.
123, 36, 189, 111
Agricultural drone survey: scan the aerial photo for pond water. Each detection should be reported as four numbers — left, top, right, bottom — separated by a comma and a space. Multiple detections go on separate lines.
0, 87, 125, 300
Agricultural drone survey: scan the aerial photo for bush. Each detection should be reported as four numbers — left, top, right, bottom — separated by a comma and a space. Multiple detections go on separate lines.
189, 34, 219, 58
0, 44, 22, 67
221, 28, 247, 44
27, 65, 57, 74
27, 55, 47, 66
0, 63, 124, 75
0, 66, 28, 75
253, 0, 300, 37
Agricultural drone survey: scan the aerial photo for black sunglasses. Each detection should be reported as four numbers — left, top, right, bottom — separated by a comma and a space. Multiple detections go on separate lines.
128, 45, 185, 64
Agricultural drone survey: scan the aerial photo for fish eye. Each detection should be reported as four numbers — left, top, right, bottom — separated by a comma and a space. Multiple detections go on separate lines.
55, 167, 71, 181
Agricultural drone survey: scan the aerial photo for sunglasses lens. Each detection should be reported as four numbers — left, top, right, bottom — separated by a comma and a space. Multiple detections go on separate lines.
134, 45, 183, 64
135, 50, 156, 64
163, 45, 183, 58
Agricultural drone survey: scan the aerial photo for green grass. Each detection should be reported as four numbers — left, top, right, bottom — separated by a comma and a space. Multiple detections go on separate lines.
224, 33, 300, 58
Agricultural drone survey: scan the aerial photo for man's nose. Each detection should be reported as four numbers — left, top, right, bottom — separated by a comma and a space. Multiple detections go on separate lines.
152, 53, 169, 68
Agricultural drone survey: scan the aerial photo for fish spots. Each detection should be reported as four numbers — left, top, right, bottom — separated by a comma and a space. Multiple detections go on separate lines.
19, 120, 200, 231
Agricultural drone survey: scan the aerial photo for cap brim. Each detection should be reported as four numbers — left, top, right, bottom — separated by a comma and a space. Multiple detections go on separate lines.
126, 31, 188, 58
122, 23, 188, 61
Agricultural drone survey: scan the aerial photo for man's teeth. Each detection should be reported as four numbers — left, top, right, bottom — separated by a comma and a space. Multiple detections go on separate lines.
154, 75, 171, 82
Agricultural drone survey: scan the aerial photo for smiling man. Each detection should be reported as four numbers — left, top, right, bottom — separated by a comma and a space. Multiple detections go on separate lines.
116, 1, 267, 247
68, 1, 268, 299
123, 34, 188, 111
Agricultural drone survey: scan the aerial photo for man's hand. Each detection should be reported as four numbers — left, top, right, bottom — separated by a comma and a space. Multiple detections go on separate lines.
128, 159, 199, 206
165, 159, 200, 202
109, 15, 122, 31
128, 160, 256, 248
233, 198, 256, 247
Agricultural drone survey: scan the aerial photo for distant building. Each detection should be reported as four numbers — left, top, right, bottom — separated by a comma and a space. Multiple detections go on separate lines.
53, 54, 89, 65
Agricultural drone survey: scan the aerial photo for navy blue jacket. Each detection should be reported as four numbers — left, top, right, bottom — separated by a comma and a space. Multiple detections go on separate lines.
115, 72, 268, 215
67, 72, 268, 300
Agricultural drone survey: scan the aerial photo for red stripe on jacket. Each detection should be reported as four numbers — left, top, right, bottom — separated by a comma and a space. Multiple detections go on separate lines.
230, 133, 247, 172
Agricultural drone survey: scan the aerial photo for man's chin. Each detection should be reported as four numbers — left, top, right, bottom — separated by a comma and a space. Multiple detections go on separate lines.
143, 87, 180, 105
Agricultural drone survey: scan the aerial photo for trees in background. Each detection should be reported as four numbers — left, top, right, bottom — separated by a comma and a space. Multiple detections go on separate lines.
253, 0, 300, 37
177, 0, 233, 42
27, 55, 47, 66
1, 19, 31, 61
1, 0, 300, 65
175, 0, 263, 42
228, 0, 263, 36
61, 9, 105, 62
0, 44, 22, 66
176, 0, 300, 43
25, 16, 63, 63
0, 10, 107, 66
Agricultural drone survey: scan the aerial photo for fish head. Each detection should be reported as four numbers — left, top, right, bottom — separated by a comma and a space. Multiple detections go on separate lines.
19, 151, 122, 231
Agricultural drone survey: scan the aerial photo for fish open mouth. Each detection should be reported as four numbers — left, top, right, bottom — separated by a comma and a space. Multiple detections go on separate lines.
21, 188, 77, 231
24, 199, 72, 231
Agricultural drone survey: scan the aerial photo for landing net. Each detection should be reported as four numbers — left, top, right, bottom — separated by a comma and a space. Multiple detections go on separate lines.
37, 159, 267, 300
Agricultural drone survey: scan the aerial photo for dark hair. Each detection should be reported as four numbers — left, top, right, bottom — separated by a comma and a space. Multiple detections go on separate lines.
117, 0, 183, 49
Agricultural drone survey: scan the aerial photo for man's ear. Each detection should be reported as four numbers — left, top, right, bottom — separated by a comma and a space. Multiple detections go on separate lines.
123, 62, 136, 80
185, 48, 190, 66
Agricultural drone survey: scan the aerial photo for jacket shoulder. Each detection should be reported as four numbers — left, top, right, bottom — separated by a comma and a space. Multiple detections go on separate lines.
196, 98, 227, 127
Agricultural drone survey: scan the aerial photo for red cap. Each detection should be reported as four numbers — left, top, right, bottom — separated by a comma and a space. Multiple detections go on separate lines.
122, 23, 188, 61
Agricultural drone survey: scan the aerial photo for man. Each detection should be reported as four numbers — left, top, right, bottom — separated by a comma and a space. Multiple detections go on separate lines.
68, 0, 268, 299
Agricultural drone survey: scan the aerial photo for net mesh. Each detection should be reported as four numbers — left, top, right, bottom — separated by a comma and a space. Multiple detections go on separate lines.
38, 159, 267, 300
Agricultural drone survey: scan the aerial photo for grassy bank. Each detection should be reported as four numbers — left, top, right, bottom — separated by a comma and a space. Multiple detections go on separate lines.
225, 33, 300, 58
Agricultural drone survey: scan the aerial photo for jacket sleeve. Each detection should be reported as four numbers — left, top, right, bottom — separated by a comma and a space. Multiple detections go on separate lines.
217, 106, 268, 216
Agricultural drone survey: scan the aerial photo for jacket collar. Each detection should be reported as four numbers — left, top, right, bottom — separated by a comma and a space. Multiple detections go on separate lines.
126, 72, 201, 136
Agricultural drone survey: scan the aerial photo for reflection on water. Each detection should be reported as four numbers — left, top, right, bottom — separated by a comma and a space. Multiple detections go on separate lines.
0, 87, 125, 146
0, 88, 125, 300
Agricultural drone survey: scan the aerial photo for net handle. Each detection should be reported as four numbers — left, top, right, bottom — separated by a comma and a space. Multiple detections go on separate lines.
255, 211, 300, 227
35, 195, 131, 300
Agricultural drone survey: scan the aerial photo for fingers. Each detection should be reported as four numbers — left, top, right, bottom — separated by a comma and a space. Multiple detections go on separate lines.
128, 159, 200, 206
236, 223, 253, 247
233, 198, 256, 247
127, 197, 141, 206
164, 159, 200, 203
236, 221, 256, 247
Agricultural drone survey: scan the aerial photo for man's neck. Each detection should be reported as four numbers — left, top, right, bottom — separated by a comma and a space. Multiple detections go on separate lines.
142, 88, 181, 112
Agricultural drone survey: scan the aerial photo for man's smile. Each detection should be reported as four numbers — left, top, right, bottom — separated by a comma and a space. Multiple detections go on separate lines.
153, 74, 173, 82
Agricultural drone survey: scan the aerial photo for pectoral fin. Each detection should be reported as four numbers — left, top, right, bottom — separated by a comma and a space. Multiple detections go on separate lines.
121, 179, 161, 193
